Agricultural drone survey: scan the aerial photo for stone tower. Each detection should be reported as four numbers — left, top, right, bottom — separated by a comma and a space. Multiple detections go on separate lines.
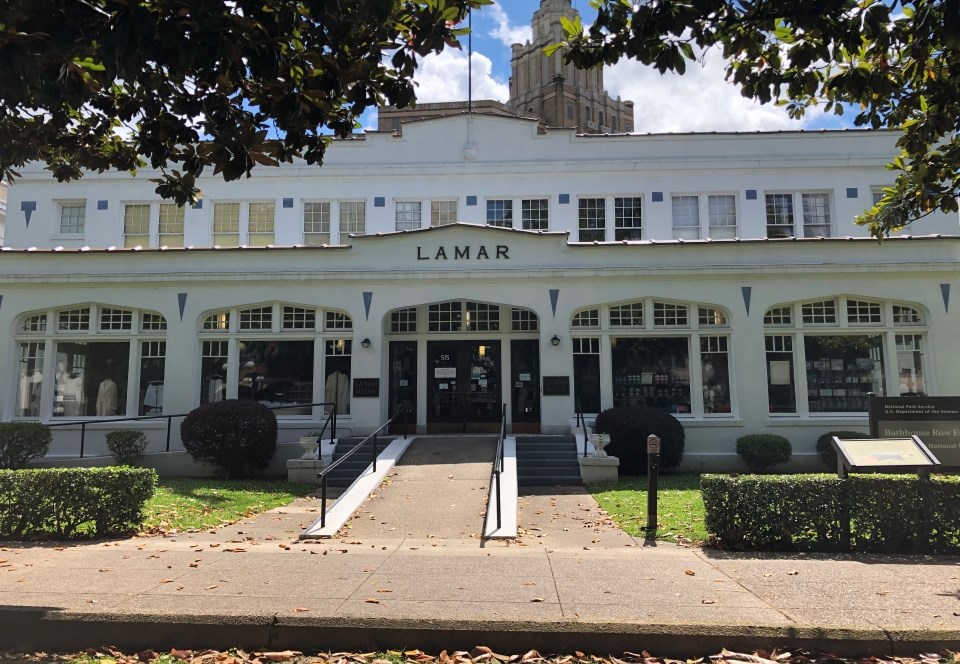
509, 0, 634, 133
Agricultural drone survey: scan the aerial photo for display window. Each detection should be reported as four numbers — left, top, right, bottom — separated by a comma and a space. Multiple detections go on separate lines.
14, 305, 167, 419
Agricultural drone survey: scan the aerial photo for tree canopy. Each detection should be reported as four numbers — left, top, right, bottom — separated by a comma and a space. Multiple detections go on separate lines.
555, 0, 959, 237
0, 0, 489, 205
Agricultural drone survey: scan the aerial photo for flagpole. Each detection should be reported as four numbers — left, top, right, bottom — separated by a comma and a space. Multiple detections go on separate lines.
468, 6, 473, 114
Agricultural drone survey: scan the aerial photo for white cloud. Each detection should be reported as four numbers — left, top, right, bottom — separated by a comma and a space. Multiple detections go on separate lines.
486, 1, 532, 47
605, 47, 820, 133
410, 49, 510, 103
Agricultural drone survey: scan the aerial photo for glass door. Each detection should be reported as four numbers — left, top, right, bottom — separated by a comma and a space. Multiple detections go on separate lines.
511, 339, 540, 433
388, 341, 417, 434
427, 340, 501, 433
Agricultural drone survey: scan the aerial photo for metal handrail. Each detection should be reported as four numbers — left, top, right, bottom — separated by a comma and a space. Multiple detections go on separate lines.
316, 410, 406, 529
576, 395, 590, 458
39, 401, 338, 459
489, 403, 507, 532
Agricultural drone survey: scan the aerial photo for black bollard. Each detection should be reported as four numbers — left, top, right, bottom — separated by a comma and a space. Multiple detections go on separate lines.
645, 434, 661, 536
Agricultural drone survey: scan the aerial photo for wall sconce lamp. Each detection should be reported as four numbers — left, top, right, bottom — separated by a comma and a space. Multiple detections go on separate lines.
361, 337, 372, 349
551, 335, 561, 347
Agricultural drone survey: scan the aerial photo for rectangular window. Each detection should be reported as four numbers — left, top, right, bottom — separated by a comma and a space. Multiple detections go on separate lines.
572, 308, 599, 328
21, 314, 47, 333
59, 202, 86, 235
521, 199, 549, 230
325, 340, 352, 415
701, 336, 731, 414
847, 300, 882, 325
247, 202, 275, 246
431, 200, 458, 227
141, 313, 167, 331
486, 199, 513, 228
158, 204, 185, 247
895, 334, 926, 396
653, 302, 689, 327
465, 302, 500, 332
17, 342, 44, 417
58, 307, 90, 332
804, 335, 884, 412
139, 341, 166, 415
303, 202, 331, 245
391, 308, 417, 333
395, 201, 422, 231
282, 306, 316, 330
339, 201, 366, 235
707, 194, 737, 239
578, 198, 605, 242
213, 202, 241, 247
671, 195, 701, 240
239, 306, 272, 331
324, 311, 352, 330
764, 306, 793, 327
53, 341, 129, 417
238, 340, 314, 413
123, 204, 151, 248
511, 308, 538, 332
611, 337, 691, 414
428, 301, 463, 332
802, 192, 832, 237
572, 337, 601, 414
99, 307, 133, 331
201, 340, 228, 404
614, 197, 643, 241
698, 307, 727, 327
765, 335, 796, 413
609, 303, 643, 327
801, 300, 838, 325
765, 193, 794, 238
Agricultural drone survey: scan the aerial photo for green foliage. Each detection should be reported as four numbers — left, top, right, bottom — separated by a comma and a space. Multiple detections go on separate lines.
0, 0, 492, 204
815, 430, 871, 469
0, 467, 157, 538
560, 0, 960, 236
702, 473, 960, 553
0, 422, 52, 469
594, 406, 685, 473
105, 429, 148, 466
180, 400, 278, 478
589, 473, 706, 543
735, 434, 792, 474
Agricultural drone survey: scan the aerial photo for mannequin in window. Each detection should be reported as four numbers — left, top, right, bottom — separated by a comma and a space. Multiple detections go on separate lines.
324, 370, 350, 415
97, 377, 118, 416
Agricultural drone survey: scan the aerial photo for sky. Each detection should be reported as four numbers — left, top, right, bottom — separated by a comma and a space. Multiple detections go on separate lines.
363, 0, 853, 133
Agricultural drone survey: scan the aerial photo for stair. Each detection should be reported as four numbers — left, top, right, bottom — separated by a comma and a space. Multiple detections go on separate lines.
515, 435, 581, 487
324, 437, 395, 487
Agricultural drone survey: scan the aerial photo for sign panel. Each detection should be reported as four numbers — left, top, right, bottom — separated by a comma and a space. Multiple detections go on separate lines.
869, 396, 960, 466
352, 378, 380, 398
834, 438, 934, 467
542, 375, 570, 396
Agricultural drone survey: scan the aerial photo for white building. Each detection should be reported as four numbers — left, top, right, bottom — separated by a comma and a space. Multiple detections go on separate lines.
2, 113, 958, 470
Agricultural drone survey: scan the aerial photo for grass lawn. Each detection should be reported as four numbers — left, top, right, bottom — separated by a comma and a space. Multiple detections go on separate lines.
142, 478, 315, 534
587, 473, 706, 544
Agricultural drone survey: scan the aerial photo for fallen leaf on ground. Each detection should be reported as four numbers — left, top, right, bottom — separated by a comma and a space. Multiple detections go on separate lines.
366, 598, 381, 604
684, 569, 696, 576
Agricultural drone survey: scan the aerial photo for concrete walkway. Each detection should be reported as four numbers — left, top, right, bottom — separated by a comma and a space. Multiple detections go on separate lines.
1, 485, 959, 656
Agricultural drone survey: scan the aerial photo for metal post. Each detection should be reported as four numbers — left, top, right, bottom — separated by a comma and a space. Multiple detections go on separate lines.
331, 408, 337, 442
165, 417, 172, 452
372, 432, 378, 472
495, 469, 502, 529
321, 475, 327, 529
80, 422, 87, 458
403, 408, 408, 440
645, 434, 661, 536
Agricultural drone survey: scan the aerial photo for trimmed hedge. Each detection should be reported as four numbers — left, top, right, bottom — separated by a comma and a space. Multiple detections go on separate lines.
702, 473, 960, 554
106, 429, 148, 466
181, 399, 278, 478
594, 406, 685, 473
0, 422, 52, 469
736, 434, 792, 473
0, 467, 157, 539
815, 430, 871, 469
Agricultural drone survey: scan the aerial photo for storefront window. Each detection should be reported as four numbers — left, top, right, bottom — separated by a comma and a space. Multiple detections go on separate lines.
54, 341, 130, 417
324, 339, 352, 415
572, 337, 601, 414
804, 335, 884, 412
765, 335, 796, 413
700, 336, 731, 414
200, 340, 228, 404
237, 340, 314, 413
17, 342, 45, 417
611, 337, 691, 414
895, 334, 926, 396
139, 341, 166, 415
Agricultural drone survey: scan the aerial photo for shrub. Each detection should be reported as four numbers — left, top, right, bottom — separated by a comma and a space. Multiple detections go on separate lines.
816, 430, 871, 469
0, 422, 52, 469
736, 434, 792, 473
0, 467, 157, 538
180, 399, 277, 478
593, 406, 685, 474
105, 430, 148, 466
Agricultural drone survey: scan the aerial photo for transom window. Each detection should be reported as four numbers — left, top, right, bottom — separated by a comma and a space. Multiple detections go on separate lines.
801, 300, 838, 325
653, 302, 689, 327
610, 302, 643, 327
58, 308, 91, 331
465, 302, 500, 332
893, 305, 923, 325
239, 307, 273, 331
283, 306, 316, 330
511, 308, 539, 332
325, 311, 352, 330
202, 312, 230, 331
763, 307, 793, 326
142, 313, 167, 331
572, 309, 600, 328
391, 308, 418, 333
847, 299, 882, 325
429, 301, 463, 332
99, 308, 134, 331
698, 307, 728, 327
21, 315, 47, 333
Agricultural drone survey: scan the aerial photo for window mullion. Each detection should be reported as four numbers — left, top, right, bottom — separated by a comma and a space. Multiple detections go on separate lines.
126, 339, 140, 415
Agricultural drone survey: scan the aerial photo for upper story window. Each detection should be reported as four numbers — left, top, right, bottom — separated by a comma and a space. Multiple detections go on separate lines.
59, 201, 86, 236
303, 202, 331, 245
672, 196, 701, 240
566, 102, 574, 120
765, 192, 833, 238
707, 195, 737, 239
578, 198, 605, 242
213, 202, 241, 246
614, 197, 642, 241
247, 202, 275, 246
611, 116, 618, 132
123, 204, 151, 247
521, 199, 548, 230
486, 199, 513, 228
158, 204, 185, 246
123, 202, 186, 248
671, 194, 738, 240
339, 201, 366, 235
431, 200, 458, 227
395, 201, 422, 231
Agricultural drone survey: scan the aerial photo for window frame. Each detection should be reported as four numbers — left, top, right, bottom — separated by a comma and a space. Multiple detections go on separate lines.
56, 200, 87, 237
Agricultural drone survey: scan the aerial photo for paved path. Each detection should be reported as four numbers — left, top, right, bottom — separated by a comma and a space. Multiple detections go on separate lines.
1, 477, 959, 656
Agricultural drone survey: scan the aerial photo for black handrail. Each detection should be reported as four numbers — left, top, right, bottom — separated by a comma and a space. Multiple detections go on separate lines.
40, 401, 338, 459
576, 395, 590, 458
489, 403, 507, 533
316, 410, 406, 530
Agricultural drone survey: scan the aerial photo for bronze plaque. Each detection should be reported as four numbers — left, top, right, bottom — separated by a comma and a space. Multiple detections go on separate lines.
352, 378, 380, 398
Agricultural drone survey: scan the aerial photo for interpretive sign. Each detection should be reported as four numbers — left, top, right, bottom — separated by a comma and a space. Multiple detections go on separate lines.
868, 395, 960, 467
831, 435, 939, 478
352, 378, 380, 398
542, 376, 570, 396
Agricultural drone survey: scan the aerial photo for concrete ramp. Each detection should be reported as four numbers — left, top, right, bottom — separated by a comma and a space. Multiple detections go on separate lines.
339, 436, 497, 539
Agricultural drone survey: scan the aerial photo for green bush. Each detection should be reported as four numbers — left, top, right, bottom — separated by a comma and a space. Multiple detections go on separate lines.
0, 422, 52, 469
180, 399, 278, 478
736, 434, 792, 473
594, 406, 685, 473
105, 430, 148, 466
701, 473, 960, 554
0, 467, 157, 538
815, 430, 871, 469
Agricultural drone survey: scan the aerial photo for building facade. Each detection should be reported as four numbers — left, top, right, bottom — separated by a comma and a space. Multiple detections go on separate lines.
3, 114, 958, 469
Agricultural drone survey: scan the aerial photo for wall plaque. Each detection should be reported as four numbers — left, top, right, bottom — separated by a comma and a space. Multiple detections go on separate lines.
352, 378, 380, 398
869, 395, 960, 467
542, 376, 570, 396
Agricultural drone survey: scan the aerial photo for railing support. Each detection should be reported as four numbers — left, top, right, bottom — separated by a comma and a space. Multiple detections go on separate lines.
80, 423, 86, 459
321, 476, 328, 529
165, 418, 172, 453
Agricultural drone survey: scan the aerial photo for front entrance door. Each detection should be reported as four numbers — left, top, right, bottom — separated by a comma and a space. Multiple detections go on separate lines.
388, 341, 417, 434
511, 339, 541, 433
427, 340, 501, 433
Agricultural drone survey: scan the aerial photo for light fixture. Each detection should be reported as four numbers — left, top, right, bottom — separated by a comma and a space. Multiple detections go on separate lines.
361, 337, 372, 349
551, 335, 561, 346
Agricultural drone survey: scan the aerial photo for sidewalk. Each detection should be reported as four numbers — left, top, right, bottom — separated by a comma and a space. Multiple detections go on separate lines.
1, 486, 958, 657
